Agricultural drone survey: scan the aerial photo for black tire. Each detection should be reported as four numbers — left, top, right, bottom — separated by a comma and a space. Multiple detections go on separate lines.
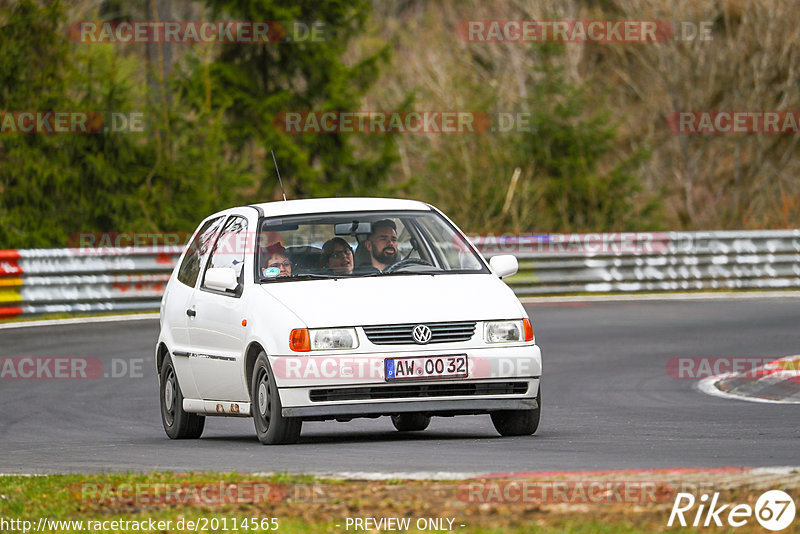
160, 354, 205, 439
391, 413, 431, 432
251, 352, 302, 445
490, 385, 541, 437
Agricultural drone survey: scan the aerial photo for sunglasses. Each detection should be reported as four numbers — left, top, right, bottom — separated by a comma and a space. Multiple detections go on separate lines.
330, 249, 353, 259
268, 261, 292, 268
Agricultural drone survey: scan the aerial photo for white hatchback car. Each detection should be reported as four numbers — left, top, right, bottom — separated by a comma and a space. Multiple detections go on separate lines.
156, 198, 542, 444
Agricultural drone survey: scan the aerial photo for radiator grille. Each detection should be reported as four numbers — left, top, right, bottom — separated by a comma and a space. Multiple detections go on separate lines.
362, 321, 476, 345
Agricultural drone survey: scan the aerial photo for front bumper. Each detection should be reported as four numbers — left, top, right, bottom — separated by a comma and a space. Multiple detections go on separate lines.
281, 379, 540, 418
271, 344, 541, 418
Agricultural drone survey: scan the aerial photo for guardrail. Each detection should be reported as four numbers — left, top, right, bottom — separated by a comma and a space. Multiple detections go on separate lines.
0, 247, 180, 319
475, 230, 800, 296
1, 230, 798, 319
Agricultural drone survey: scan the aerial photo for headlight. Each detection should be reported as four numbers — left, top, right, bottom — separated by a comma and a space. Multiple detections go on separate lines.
309, 328, 359, 350
484, 320, 524, 343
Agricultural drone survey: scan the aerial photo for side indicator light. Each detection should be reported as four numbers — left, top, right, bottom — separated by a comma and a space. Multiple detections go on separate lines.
523, 318, 534, 342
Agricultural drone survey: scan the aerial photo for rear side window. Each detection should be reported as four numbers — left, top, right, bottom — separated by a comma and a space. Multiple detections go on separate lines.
177, 216, 225, 287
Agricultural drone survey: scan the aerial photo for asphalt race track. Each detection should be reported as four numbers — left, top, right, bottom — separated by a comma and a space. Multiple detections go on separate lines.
1, 297, 797, 474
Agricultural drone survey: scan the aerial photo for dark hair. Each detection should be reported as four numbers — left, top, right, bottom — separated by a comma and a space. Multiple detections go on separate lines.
369, 219, 396, 236
321, 237, 352, 262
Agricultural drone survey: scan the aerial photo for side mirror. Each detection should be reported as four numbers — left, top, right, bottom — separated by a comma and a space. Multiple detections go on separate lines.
489, 255, 518, 279
205, 267, 239, 292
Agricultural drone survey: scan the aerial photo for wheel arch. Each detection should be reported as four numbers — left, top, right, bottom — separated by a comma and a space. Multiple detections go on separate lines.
244, 341, 266, 399
156, 342, 170, 381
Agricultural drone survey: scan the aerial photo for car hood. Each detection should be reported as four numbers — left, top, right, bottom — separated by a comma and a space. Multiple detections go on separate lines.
260, 273, 524, 327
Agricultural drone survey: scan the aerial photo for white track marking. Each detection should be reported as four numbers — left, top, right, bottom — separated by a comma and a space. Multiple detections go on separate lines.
0, 313, 159, 330
520, 290, 800, 304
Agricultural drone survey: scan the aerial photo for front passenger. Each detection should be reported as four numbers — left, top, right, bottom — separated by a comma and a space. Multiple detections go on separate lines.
321, 238, 354, 275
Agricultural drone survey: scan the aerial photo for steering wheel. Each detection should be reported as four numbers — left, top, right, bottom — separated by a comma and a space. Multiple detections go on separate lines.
383, 258, 434, 273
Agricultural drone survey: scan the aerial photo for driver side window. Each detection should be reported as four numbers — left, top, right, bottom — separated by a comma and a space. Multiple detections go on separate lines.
201, 216, 248, 294
177, 216, 225, 288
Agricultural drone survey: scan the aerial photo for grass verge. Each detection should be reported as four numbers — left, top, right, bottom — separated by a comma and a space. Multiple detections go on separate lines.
1, 471, 794, 533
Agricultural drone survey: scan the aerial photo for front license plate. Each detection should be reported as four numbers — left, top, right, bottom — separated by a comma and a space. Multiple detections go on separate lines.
385, 355, 468, 381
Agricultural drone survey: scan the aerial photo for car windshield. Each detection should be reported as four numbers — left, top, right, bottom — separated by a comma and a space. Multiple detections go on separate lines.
256, 210, 487, 282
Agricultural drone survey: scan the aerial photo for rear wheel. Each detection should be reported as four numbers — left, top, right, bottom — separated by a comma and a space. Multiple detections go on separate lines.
391, 413, 431, 432
251, 352, 302, 445
160, 355, 205, 439
491, 385, 541, 436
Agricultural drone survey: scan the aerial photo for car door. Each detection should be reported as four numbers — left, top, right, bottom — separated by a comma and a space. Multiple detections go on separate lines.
164, 215, 226, 400
187, 213, 252, 402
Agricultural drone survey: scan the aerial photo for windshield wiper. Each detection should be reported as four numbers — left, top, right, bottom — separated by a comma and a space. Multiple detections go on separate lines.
380, 270, 438, 276
261, 273, 337, 282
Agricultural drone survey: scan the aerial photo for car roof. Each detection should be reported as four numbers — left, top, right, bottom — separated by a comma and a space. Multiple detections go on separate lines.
247, 197, 433, 218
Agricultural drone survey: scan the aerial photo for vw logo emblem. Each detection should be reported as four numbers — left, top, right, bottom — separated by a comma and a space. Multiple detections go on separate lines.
412, 324, 432, 344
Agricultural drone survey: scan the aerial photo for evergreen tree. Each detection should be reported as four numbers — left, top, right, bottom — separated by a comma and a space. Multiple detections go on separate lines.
195, 0, 396, 199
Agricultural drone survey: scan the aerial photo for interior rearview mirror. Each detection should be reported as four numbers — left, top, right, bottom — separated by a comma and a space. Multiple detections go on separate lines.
334, 221, 372, 235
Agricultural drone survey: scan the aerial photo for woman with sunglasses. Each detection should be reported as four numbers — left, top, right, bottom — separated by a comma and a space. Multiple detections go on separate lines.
321, 237, 354, 275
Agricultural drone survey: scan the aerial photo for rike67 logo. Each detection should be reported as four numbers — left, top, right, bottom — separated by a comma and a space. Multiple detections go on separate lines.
668, 490, 795, 531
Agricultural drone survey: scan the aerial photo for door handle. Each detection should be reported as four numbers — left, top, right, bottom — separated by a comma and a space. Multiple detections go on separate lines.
186, 309, 196, 317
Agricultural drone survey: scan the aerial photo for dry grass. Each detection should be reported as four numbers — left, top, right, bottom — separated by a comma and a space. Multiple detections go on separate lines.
358, 0, 800, 231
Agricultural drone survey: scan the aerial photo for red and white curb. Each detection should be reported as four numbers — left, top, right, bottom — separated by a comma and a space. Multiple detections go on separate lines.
698, 355, 800, 404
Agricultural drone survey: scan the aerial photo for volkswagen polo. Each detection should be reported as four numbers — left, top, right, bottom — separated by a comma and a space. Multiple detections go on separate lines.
156, 198, 542, 444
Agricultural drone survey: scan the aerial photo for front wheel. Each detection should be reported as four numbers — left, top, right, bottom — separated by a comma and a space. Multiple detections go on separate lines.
490, 385, 541, 436
160, 354, 205, 439
251, 352, 302, 445
391, 413, 431, 432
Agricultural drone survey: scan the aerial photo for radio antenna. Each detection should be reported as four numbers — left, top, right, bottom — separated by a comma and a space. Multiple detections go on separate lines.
270, 150, 287, 201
